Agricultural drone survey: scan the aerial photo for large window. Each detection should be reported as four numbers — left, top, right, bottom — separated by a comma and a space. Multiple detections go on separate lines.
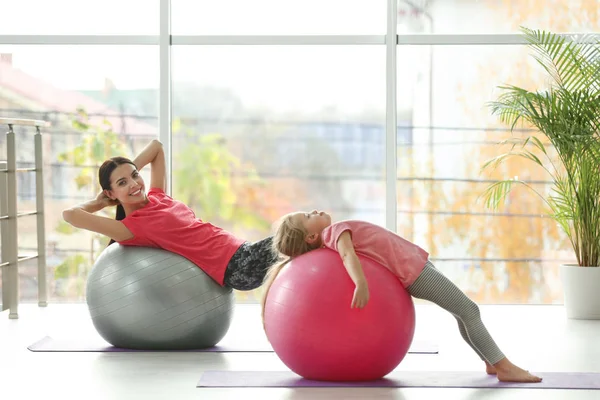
1, 0, 597, 306
0, 46, 159, 302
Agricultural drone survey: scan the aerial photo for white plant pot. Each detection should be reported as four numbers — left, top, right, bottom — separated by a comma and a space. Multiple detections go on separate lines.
560, 264, 600, 320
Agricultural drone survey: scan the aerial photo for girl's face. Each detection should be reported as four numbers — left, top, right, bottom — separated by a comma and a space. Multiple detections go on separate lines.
292, 210, 332, 239
105, 163, 146, 205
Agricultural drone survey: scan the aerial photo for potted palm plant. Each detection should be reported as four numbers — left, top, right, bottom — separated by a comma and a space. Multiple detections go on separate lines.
481, 27, 600, 319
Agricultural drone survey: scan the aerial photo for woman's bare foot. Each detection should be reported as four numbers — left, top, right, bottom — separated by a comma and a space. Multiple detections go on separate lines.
485, 362, 497, 375
493, 358, 542, 383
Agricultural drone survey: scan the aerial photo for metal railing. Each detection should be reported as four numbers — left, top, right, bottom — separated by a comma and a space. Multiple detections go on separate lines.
0, 118, 48, 319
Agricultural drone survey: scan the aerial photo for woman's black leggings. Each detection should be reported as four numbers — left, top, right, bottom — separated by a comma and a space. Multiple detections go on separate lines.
223, 236, 279, 291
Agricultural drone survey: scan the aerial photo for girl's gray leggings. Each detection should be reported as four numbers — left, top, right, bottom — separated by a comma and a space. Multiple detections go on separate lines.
407, 260, 505, 365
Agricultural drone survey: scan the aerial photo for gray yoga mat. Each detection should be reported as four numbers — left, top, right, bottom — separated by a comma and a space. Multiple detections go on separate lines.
197, 370, 600, 389
28, 335, 438, 354
27, 335, 271, 352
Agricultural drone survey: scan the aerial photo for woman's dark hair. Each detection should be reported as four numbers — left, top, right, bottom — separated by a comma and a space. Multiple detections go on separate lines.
98, 156, 137, 246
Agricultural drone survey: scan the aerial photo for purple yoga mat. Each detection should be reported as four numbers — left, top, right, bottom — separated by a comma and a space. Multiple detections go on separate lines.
197, 370, 600, 389
27, 336, 439, 354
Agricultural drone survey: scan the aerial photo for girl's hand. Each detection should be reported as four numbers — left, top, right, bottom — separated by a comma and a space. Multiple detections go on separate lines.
351, 280, 370, 309
95, 192, 119, 208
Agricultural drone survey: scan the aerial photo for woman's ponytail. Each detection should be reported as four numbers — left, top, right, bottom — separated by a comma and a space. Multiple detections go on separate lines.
107, 204, 126, 247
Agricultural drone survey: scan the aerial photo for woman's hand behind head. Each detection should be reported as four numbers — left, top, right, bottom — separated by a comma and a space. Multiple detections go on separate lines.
96, 191, 120, 208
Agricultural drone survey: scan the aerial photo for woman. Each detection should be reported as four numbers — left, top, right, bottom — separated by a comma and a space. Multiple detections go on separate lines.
63, 139, 278, 290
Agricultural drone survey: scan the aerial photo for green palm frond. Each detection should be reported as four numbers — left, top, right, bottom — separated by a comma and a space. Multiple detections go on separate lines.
521, 27, 600, 93
479, 179, 550, 210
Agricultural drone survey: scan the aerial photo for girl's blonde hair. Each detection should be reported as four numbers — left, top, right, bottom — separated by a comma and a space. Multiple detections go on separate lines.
260, 213, 321, 328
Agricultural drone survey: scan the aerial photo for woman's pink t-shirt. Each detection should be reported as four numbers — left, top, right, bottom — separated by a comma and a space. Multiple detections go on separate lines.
117, 188, 245, 285
321, 220, 429, 287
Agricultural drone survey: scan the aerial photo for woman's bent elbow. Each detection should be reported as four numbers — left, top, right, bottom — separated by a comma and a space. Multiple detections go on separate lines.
62, 209, 74, 224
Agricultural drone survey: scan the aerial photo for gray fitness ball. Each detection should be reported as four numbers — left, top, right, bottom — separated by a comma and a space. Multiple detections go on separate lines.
86, 243, 235, 350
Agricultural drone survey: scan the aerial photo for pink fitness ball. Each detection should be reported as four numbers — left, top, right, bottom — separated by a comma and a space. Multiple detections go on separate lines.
264, 248, 416, 381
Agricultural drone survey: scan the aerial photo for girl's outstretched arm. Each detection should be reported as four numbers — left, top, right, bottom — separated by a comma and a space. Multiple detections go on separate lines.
133, 139, 165, 191
337, 231, 370, 308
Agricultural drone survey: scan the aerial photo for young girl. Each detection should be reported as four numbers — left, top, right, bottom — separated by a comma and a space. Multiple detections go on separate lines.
62, 139, 278, 290
261, 210, 542, 383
